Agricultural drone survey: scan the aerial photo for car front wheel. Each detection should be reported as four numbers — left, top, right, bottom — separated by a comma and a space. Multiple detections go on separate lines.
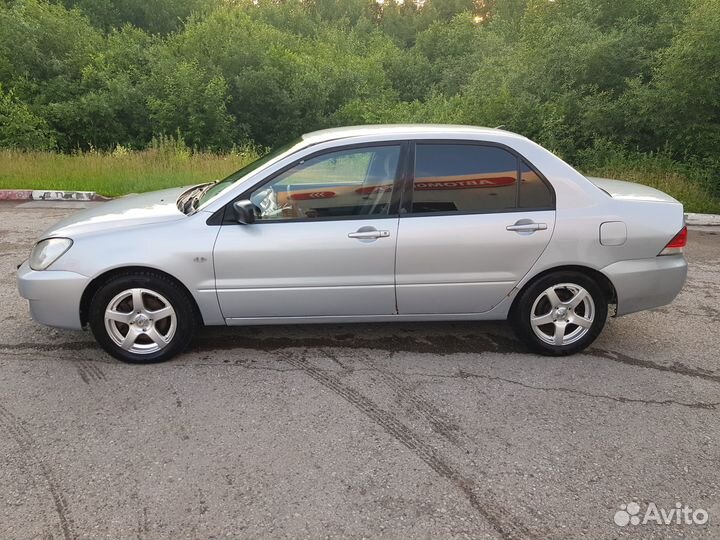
88, 271, 197, 363
510, 271, 608, 356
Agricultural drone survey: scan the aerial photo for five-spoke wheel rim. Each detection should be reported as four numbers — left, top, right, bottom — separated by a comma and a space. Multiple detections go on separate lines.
530, 283, 595, 346
104, 288, 177, 355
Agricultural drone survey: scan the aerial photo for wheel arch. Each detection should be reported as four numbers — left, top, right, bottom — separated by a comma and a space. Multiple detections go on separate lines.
510, 265, 618, 316
79, 266, 203, 328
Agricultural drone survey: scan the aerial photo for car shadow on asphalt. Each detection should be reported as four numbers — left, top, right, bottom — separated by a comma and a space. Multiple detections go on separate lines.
190, 320, 526, 356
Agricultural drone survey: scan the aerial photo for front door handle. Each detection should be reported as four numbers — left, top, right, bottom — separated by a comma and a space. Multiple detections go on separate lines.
506, 222, 547, 232
348, 228, 390, 240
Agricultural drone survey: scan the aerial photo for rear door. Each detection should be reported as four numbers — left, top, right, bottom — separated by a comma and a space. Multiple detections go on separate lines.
213, 143, 406, 321
395, 142, 556, 314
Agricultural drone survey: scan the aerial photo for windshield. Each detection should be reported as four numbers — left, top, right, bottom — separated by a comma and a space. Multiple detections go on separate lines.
192, 138, 303, 209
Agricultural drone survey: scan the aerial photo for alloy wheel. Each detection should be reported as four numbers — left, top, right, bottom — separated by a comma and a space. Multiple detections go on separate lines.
104, 288, 177, 354
529, 283, 595, 346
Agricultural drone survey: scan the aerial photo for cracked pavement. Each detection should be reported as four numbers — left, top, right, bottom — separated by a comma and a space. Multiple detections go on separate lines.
1, 202, 719, 539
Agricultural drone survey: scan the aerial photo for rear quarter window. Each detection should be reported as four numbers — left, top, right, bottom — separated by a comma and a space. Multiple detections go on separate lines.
519, 160, 554, 208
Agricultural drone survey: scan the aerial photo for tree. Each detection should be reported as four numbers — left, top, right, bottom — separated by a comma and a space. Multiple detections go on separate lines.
145, 58, 235, 150
0, 0, 716, 178
59, 0, 218, 34
643, 0, 720, 161
0, 85, 56, 149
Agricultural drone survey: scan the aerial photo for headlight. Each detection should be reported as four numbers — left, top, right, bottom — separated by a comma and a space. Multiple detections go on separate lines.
29, 238, 73, 270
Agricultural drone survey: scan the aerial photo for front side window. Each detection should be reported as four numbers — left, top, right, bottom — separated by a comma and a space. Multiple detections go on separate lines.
249, 145, 401, 221
412, 144, 519, 214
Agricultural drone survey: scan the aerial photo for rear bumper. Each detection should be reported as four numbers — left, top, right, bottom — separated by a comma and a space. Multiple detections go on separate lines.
603, 255, 687, 316
16, 261, 88, 330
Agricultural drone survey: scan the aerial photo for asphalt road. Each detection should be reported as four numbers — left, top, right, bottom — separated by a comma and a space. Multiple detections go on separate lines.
1, 201, 719, 540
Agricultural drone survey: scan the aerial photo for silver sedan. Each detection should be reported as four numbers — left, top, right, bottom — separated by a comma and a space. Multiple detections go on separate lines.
17, 125, 688, 362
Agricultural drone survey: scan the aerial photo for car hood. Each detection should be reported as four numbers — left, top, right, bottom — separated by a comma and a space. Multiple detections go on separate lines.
40, 187, 190, 238
587, 177, 680, 204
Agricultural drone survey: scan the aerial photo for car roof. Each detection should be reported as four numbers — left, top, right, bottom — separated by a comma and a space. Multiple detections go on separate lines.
301, 124, 527, 145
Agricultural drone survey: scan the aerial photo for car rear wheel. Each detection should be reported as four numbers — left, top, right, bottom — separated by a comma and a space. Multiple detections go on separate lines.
510, 271, 608, 355
88, 271, 197, 363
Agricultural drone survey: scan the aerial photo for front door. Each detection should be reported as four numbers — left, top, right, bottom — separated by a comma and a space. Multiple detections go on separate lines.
213, 143, 405, 321
395, 142, 556, 314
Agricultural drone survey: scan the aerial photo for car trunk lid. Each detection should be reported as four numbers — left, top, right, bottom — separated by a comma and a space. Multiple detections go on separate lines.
587, 177, 680, 204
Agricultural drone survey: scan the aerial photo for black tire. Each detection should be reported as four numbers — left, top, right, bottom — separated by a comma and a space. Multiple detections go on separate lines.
88, 271, 198, 363
510, 271, 608, 356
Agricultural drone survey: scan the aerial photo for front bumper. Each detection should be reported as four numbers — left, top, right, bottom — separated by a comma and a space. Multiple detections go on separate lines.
16, 261, 89, 330
603, 255, 687, 316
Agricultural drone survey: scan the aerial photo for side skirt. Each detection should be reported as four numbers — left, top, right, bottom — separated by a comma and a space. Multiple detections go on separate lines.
222, 297, 514, 326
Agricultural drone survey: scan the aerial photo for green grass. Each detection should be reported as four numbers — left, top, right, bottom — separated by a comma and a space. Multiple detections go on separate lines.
1, 148, 719, 213
0, 148, 259, 197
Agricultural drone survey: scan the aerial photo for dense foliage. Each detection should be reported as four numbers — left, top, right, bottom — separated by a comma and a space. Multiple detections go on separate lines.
0, 0, 718, 195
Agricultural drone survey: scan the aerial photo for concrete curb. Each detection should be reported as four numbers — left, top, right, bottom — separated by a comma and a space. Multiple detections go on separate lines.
0, 189, 32, 200
0, 189, 110, 202
686, 213, 720, 227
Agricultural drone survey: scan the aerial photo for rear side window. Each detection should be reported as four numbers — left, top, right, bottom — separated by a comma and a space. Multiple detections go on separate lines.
412, 144, 518, 214
410, 144, 553, 214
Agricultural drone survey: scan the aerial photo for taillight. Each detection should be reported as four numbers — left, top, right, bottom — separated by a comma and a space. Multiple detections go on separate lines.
658, 225, 687, 256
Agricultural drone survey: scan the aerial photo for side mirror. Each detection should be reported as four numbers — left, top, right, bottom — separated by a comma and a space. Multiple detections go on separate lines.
232, 200, 256, 224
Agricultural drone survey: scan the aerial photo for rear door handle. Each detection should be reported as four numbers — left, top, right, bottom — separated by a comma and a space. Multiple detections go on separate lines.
506, 222, 547, 232
348, 229, 390, 240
